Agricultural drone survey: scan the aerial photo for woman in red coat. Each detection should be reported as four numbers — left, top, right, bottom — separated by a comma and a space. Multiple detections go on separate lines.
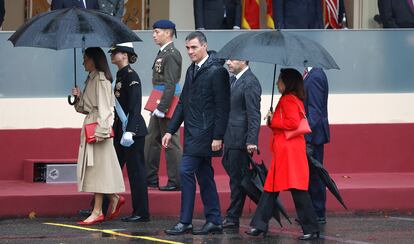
245, 68, 319, 240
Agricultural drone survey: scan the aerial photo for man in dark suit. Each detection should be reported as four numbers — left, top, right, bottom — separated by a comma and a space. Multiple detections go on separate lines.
109, 42, 150, 222
51, 0, 99, 10
194, 0, 241, 29
221, 59, 261, 229
273, 0, 323, 29
0, 0, 5, 29
303, 67, 330, 224
378, 0, 414, 28
163, 31, 230, 235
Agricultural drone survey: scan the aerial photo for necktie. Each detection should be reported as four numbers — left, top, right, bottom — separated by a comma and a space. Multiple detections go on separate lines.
193, 65, 200, 78
230, 75, 237, 88
303, 69, 309, 79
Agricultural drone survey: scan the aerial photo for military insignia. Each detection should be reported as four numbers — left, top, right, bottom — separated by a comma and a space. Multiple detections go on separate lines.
128, 68, 133, 73
115, 91, 121, 98
155, 58, 163, 73
130, 81, 140, 86
115, 82, 122, 90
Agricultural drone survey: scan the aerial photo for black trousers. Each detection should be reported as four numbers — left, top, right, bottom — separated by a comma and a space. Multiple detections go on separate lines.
221, 148, 249, 222
107, 136, 149, 218
308, 143, 327, 218
251, 190, 319, 234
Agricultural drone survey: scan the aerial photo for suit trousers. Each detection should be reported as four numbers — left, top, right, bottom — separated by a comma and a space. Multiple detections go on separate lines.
251, 190, 319, 234
308, 143, 327, 218
113, 136, 149, 218
222, 148, 249, 222
179, 155, 221, 225
145, 116, 181, 187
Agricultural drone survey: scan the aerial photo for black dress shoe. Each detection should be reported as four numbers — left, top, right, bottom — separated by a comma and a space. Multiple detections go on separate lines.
165, 222, 193, 235
317, 217, 327, 224
78, 209, 92, 217
222, 219, 239, 229
245, 228, 267, 237
121, 215, 150, 222
299, 232, 320, 240
147, 183, 159, 189
192, 222, 223, 235
159, 185, 181, 191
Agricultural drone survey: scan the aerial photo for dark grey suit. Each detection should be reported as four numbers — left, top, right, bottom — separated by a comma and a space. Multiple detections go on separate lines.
222, 68, 261, 223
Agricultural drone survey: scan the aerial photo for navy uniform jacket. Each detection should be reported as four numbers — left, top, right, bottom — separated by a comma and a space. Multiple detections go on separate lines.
223, 68, 261, 149
167, 52, 230, 157
113, 65, 147, 137
51, 0, 99, 10
304, 68, 330, 145
272, 0, 323, 29
378, 0, 414, 28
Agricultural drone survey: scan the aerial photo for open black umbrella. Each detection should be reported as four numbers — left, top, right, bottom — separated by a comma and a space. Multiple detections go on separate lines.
8, 7, 142, 105
306, 144, 347, 209
216, 31, 339, 111
241, 153, 291, 226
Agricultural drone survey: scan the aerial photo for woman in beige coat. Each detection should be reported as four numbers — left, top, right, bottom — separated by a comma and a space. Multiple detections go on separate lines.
72, 47, 125, 225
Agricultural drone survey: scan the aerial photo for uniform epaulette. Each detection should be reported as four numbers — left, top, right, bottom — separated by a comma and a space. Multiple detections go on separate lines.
128, 68, 133, 73
130, 81, 140, 86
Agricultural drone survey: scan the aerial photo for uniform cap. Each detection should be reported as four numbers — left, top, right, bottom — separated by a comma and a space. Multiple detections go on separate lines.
153, 19, 177, 38
108, 42, 138, 63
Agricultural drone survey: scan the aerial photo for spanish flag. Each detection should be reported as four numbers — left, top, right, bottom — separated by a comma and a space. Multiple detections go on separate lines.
266, 0, 275, 29
242, 0, 260, 29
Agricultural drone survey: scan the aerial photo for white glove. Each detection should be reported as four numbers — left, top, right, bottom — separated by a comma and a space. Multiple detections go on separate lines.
120, 131, 134, 147
152, 108, 165, 118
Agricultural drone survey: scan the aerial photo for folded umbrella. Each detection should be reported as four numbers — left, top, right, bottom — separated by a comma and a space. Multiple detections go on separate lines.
8, 7, 142, 104
241, 152, 291, 226
306, 144, 347, 209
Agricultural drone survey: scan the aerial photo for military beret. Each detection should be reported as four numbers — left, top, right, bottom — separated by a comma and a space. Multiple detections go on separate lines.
153, 19, 176, 29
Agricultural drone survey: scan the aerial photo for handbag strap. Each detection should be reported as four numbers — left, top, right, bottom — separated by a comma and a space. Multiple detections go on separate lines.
287, 94, 307, 119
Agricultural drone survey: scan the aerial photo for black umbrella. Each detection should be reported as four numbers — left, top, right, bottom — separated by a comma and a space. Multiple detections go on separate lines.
306, 144, 347, 209
8, 7, 142, 104
216, 31, 339, 111
241, 152, 291, 226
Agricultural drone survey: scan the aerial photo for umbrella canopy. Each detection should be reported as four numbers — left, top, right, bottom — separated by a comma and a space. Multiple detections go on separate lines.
306, 144, 347, 209
216, 31, 339, 69
241, 153, 291, 226
9, 7, 141, 50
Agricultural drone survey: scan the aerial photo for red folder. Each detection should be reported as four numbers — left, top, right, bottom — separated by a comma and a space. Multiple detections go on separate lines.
144, 89, 179, 119
85, 122, 114, 143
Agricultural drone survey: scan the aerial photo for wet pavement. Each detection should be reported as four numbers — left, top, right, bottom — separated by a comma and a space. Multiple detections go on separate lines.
0, 212, 414, 243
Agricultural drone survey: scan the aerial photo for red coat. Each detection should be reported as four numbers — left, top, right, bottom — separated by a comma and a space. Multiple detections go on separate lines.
263, 94, 309, 192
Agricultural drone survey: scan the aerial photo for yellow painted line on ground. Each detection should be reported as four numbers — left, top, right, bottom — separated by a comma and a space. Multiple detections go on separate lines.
44, 222, 184, 244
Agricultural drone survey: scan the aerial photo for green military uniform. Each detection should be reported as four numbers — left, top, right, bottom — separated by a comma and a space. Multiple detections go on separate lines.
145, 42, 183, 188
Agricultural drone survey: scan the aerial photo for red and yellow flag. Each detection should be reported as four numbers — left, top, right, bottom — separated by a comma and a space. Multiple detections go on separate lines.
242, 0, 260, 29
266, 0, 275, 29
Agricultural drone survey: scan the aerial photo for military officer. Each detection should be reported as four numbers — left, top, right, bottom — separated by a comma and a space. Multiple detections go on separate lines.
145, 20, 183, 191
98, 0, 124, 19
108, 42, 150, 222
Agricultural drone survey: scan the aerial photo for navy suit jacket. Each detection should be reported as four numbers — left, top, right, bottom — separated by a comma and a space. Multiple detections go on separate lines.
0, 0, 4, 27
194, 0, 241, 29
51, 0, 99, 10
272, 0, 323, 29
304, 68, 330, 145
378, 0, 414, 28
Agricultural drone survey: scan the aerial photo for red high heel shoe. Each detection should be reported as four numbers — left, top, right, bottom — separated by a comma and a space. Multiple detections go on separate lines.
108, 195, 125, 220
77, 214, 104, 225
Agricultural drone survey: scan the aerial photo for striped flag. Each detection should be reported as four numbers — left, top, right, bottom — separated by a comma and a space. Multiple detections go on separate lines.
323, 0, 340, 29
242, 0, 260, 29
266, 0, 275, 29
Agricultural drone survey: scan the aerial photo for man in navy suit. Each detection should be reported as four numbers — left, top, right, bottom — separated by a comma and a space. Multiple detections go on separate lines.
378, 0, 414, 28
221, 59, 261, 229
194, 0, 241, 29
272, 0, 323, 29
303, 67, 330, 224
51, 0, 99, 10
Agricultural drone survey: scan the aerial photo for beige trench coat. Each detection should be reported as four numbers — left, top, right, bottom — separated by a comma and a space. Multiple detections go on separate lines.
75, 71, 125, 194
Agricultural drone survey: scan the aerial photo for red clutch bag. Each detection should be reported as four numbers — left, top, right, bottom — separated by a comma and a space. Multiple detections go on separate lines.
85, 122, 115, 143
144, 89, 179, 119
284, 118, 311, 139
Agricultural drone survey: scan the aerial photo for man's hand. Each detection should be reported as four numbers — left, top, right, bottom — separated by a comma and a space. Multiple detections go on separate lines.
162, 133, 172, 148
153, 109, 165, 118
211, 139, 222, 151
247, 144, 257, 154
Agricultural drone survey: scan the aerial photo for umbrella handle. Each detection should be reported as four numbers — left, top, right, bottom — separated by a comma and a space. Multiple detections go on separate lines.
67, 95, 78, 105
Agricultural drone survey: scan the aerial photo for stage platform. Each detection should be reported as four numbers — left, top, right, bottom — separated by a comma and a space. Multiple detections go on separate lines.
1, 172, 414, 218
